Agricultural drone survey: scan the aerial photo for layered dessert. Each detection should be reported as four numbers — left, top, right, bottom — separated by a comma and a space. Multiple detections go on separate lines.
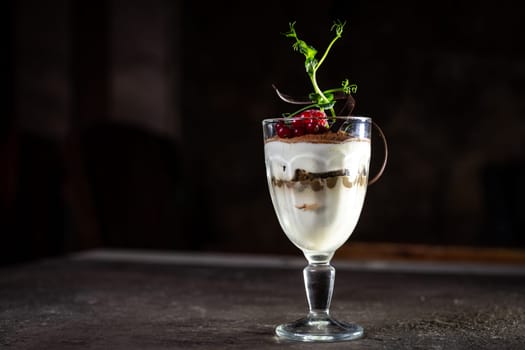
264, 20, 372, 255
265, 129, 370, 253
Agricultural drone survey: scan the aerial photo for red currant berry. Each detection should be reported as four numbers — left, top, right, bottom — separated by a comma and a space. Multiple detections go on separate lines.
312, 110, 327, 118
291, 118, 305, 129
318, 119, 329, 129
292, 127, 305, 137
276, 125, 291, 138
300, 109, 326, 119
305, 121, 320, 134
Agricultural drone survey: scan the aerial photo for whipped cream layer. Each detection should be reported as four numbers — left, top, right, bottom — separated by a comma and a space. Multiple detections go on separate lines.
265, 138, 370, 253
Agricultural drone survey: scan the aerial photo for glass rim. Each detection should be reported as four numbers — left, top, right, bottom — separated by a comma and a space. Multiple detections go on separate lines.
262, 115, 371, 123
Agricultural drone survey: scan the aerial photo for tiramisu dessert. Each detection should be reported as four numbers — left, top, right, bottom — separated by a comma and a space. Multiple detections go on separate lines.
264, 112, 370, 254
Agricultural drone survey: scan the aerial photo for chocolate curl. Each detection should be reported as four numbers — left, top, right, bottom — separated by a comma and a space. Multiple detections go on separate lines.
272, 84, 311, 105
338, 92, 355, 116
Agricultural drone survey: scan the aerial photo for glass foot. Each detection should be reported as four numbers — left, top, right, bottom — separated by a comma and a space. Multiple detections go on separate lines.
275, 315, 363, 342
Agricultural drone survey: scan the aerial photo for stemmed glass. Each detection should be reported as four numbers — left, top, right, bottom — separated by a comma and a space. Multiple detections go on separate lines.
263, 116, 384, 342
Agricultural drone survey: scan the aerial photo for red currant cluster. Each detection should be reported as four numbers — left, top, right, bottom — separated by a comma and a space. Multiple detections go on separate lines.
275, 109, 329, 138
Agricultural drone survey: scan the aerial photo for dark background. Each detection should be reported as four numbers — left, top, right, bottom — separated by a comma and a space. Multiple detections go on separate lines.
2, 0, 524, 265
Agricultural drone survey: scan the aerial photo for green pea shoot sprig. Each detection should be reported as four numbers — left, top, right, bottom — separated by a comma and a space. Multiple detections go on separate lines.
274, 20, 358, 118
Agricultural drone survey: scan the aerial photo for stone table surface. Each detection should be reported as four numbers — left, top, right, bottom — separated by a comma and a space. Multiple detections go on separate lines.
1, 249, 525, 349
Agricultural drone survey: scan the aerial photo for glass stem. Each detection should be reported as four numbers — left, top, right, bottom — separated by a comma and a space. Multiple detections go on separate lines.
303, 263, 335, 319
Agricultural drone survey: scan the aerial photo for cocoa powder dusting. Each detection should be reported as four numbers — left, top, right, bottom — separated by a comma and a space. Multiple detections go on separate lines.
266, 131, 367, 144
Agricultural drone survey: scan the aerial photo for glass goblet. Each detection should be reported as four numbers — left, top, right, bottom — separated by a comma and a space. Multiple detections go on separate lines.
263, 116, 374, 342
